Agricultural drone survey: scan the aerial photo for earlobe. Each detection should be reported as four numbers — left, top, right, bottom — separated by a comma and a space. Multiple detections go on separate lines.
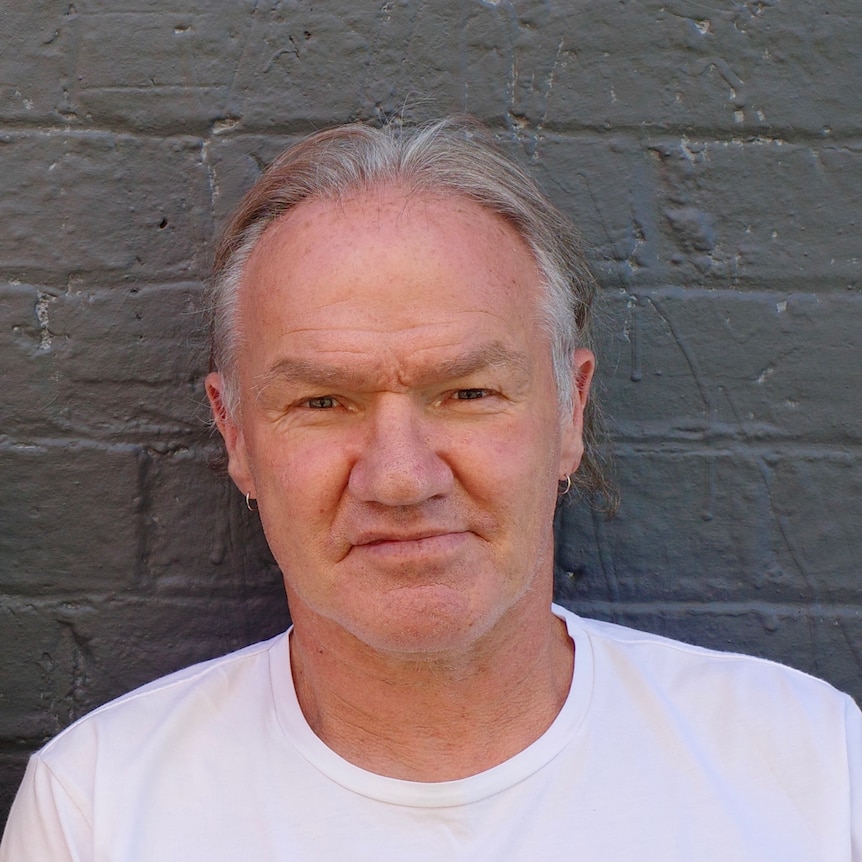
559, 348, 595, 478
205, 371, 256, 497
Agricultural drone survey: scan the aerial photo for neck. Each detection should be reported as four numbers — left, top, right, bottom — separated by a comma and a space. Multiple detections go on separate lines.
288, 598, 574, 782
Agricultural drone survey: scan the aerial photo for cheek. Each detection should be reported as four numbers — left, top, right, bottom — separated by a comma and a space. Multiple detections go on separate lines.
453, 421, 561, 524
253, 449, 350, 579
463, 416, 560, 481
248, 431, 350, 516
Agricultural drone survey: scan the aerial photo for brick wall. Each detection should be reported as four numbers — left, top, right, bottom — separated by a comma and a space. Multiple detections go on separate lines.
1, 0, 860, 826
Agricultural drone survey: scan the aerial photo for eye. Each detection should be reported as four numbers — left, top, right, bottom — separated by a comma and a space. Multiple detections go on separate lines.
304, 396, 338, 409
454, 388, 490, 401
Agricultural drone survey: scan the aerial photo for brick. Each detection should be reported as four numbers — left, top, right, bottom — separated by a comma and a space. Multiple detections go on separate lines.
534, 133, 862, 289
558, 452, 778, 606
68, 4, 454, 133
595, 289, 862, 445
0, 601, 77, 740
53, 1, 862, 137
0, 282, 210, 442
222, 5, 465, 132
461, 0, 563, 131
0, 594, 290, 739
0, 1, 72, 125
77, 594, 290, 713
464, 0, 862, 137
556, 449, 862, 606
0, 282, 58, 436
646, 137, 862, 286
46, 283, 210, 437
0, 444, 140, 595
0, 134, 212, 282
67, 4, 253, 133
204, 132, 300, 232
0, 750, 30, 832
766, 454, 862, 603
144, 448, 284, 599
518, 134, 645, 272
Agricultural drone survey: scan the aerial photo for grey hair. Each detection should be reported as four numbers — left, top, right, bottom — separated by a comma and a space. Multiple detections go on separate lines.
207, 116, 616, 511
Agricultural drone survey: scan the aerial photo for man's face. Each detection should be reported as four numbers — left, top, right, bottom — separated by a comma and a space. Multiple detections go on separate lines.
207, 187, 592, 659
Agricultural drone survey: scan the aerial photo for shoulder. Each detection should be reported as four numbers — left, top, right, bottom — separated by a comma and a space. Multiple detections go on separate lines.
38, 631, 290, 766
554, 604, 859, 725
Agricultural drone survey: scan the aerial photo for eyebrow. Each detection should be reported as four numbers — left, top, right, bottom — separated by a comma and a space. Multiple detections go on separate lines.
254, 341, 531, 398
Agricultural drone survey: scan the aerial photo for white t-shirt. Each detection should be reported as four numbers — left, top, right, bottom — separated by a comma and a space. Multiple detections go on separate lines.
2, 606, 860, 861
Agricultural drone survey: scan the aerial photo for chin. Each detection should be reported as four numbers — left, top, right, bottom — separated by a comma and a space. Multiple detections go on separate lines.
341, 584, 515, 659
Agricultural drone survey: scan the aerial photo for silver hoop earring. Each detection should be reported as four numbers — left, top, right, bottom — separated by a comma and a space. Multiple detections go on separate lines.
559, 475, 572, 496
245, 492, 257, 512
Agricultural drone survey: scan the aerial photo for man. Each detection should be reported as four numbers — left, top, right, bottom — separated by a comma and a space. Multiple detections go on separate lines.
2, 117, 860, 860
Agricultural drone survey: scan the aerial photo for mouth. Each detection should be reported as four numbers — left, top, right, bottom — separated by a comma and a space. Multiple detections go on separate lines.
355, 529, 459, 546
350, 530, 471, 560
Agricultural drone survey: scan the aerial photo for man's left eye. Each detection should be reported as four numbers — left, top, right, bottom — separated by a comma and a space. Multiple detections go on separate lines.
305, 396, 337, 409
454, 388, 489, 400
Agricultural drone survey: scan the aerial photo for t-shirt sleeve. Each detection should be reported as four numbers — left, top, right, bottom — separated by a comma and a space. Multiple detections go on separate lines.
849, 696, 862, 862
0, 754, 92, 862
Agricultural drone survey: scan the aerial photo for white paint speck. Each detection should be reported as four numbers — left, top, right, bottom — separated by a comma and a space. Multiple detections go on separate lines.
35, 292, 53, 351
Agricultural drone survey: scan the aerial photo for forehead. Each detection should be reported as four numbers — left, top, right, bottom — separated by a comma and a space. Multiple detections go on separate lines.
235, 187, 548, 372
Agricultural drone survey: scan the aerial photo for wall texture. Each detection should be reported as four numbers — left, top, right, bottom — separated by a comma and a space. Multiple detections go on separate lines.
1, 0, 860, 827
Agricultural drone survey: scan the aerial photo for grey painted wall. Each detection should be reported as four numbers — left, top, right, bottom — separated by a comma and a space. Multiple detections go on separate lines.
1, 0, 860, 827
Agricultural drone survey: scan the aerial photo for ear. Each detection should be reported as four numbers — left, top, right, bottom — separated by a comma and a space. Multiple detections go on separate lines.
558, 348, 595, 478
205, 371, 256, 497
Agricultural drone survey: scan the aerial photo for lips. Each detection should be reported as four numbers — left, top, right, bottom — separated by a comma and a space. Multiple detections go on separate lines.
348, 529, 471, 561
353, 529, 461, 546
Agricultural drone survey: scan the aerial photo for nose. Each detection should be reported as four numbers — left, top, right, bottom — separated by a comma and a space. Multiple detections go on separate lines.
348, 395, 453, 507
